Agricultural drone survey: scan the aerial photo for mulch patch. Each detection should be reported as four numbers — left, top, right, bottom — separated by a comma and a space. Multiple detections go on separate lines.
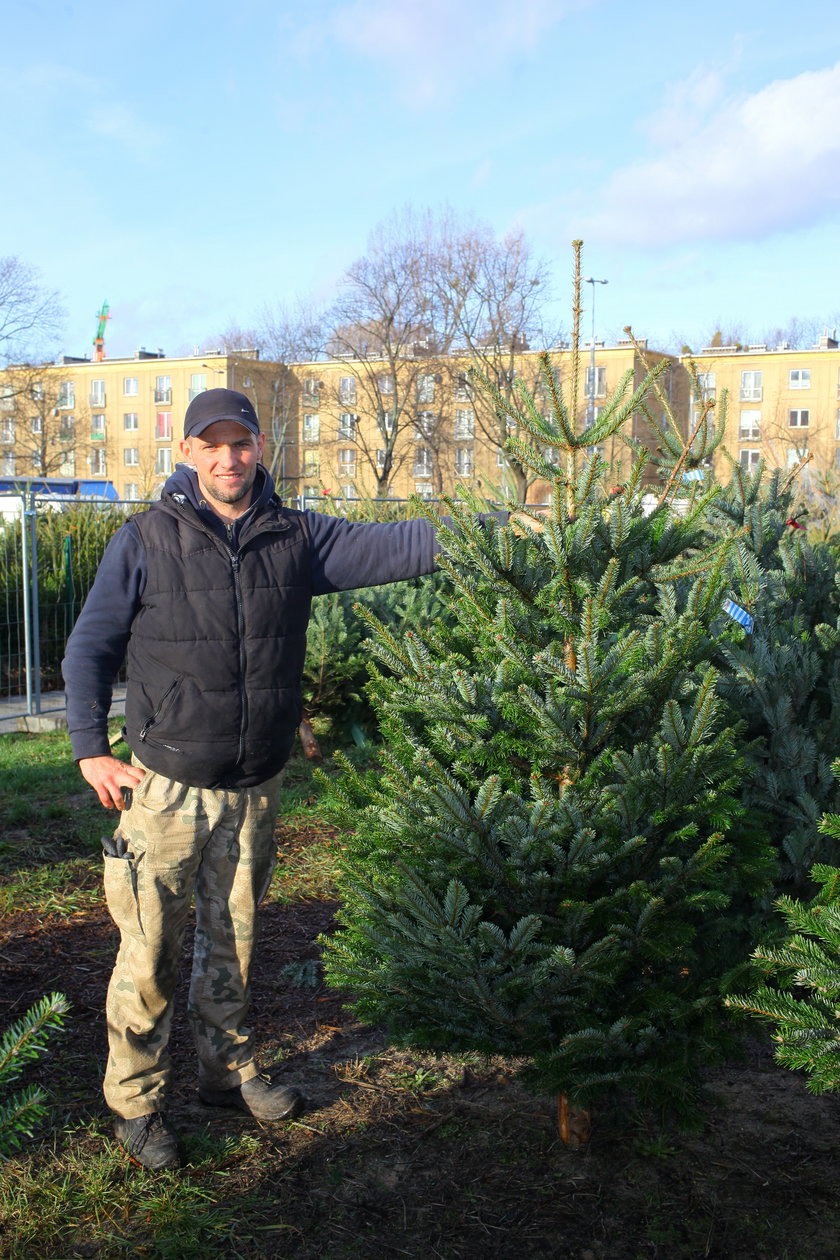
1, 827, 839, 1259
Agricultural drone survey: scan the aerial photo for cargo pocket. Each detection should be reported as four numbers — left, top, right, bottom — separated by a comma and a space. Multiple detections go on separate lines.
102, 834, 143, 938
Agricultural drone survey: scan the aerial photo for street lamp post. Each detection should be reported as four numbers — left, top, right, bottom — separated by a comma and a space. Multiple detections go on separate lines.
584, 277, 608, 431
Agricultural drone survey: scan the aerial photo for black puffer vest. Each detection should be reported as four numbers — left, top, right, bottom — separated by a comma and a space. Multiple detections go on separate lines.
123, 495, 312, 788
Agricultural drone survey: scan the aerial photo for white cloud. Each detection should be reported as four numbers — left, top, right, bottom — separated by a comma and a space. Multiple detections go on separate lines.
327, 0, 587, 106
576, 61, 840, 247
86, 103, 163, 156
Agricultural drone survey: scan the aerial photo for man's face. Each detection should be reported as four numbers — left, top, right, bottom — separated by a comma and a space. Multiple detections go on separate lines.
179, 420, 266, 513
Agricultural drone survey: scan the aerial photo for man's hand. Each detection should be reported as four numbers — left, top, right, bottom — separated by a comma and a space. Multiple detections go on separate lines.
78, 756, 146, 811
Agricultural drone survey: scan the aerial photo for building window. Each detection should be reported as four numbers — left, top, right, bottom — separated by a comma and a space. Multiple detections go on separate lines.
739, 410, 761, 440
376, 448, 387, 470
338, 448, 356, 474
302, 457, 320, 478
740, 371, 762, 401
123, 377, 139, 396
59, 416, 75, 443
338, 413, 357, 440
303, 485, 320, 500
1, 453, 14, 475
454, 371, 471, 402
413, 447, 433, 477
789, 409, 809, 428
58, 381, 75, 409
88, 450, 107, 475
414, 482, 435, 499
124, 483, 139, 500
156, 412, 172, 440
739, 449, 760, 471
124, 448, 139, 466
0, 385, 14, 411
155, 448, 172, 475
338, 377, 356, 405
124, 412, 139, 431
303, 413, 320, 442
416, 374, 436, 405
30, 414, 42, 435
584, 366, 606, 398
378, 374, 394, 395
90, 379, 106, 407
0, 418, 14, 443
302, 378, 320, 403
414, 411, 435, 439
154, 376, 172, 404
91, 414, 106, 440
454, 409, 474, 440
836, 407, 840, 440
31, 452, 43, 470
60, 451, 75, 476
787, 445, 807, 468
789, 368, 811, 390
379, 409, 395, 436
189, 373, 206, 401
455, 448, 473, 477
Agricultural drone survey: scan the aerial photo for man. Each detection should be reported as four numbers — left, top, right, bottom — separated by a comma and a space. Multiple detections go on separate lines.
62, 388, 453, 1169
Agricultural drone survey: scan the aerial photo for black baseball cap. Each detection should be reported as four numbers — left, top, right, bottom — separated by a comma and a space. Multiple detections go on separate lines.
183, 388, 260, 439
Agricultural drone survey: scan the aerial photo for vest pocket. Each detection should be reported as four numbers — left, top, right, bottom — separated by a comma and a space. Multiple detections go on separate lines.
138, 677, 182, 748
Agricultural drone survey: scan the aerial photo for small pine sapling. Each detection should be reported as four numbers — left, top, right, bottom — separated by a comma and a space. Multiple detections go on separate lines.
0, 991, 69, 1157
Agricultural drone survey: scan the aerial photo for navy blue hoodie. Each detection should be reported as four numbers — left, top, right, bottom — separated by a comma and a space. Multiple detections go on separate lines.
62, 464, 450, 787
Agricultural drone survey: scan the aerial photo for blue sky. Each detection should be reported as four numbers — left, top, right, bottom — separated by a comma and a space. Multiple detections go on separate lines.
5, 0, 840, 360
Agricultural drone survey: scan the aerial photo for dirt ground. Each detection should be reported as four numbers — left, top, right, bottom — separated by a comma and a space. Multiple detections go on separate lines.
1, 821, 838, 1259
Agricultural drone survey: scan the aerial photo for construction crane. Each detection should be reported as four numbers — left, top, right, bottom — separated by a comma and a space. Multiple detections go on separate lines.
93, 301, 110, 361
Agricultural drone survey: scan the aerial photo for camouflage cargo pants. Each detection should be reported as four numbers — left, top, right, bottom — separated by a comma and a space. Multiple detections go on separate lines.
101, 759, 283, 1119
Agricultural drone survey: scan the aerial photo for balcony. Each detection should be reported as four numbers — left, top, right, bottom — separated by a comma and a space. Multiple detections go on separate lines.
154, 388, 172, 404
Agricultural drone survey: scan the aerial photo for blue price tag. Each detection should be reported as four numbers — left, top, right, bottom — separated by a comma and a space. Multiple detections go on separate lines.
722, 599, 754, 633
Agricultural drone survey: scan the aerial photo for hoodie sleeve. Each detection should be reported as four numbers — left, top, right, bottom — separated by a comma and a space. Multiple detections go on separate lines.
61, 520, 147, 761
305, 511, 444, 595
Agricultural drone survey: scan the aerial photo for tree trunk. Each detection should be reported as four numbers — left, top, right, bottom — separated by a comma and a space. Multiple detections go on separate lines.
557, 1093, 591, 1148
298, 717, 323, 762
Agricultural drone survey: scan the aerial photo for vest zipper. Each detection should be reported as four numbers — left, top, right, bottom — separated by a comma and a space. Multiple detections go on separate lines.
230, 552, 248, 766
138, 678, 179, 742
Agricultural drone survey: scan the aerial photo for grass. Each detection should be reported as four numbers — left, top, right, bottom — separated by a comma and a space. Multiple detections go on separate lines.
1, 726, 838, 1260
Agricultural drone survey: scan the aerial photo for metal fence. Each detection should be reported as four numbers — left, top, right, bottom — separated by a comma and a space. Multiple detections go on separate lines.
0, 489, 534, 726
0, 493, 150, 724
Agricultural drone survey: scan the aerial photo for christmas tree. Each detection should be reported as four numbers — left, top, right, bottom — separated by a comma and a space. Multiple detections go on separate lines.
726, 794, 840, 1094
323, 246, 774, 1127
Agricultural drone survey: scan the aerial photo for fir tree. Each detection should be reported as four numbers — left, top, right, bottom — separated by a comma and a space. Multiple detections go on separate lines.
322, 246, 774, 1127
0, 992, 69, 1157
726, 831, 840, 1095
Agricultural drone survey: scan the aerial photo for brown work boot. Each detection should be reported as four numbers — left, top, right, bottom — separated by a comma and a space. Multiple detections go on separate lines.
199, 1073, 304, 1121
113, 1113, 182, 1169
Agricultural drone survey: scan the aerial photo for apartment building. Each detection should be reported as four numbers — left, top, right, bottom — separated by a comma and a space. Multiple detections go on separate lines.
292, 338, 685, 505
682, 332, 840, 482
0, 337, 685, 503
0, 349, 294, 500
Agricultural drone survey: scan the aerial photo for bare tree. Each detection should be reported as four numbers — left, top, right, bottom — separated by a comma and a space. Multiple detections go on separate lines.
323, 211, 455, 497
0, 257, 64, 365
321, 208, 556, 501
431, 217, 556, 502
0, 363, 92, 478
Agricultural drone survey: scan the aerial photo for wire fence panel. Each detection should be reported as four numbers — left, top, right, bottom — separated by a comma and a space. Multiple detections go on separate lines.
0, 497, 27, 707
0, 496, 151, 720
